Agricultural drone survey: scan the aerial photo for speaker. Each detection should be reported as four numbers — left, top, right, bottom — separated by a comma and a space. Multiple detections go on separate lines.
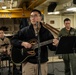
73, 0, 76, 4
48, 2, 57, 12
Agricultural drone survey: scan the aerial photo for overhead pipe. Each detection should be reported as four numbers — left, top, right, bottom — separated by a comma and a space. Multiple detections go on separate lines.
10, 0, 13, 9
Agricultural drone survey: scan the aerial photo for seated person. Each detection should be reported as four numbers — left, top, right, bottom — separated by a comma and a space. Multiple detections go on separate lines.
0, 28, 11, 57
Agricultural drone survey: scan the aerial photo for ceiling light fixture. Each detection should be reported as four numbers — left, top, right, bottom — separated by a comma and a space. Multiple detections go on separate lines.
66, 7, 76, 12
48, 11, 60, 15
2, 6, 7, 9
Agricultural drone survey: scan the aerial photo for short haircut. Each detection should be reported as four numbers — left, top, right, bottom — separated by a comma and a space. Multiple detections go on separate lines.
64, 18, 71, 23
31, 9, 42, 16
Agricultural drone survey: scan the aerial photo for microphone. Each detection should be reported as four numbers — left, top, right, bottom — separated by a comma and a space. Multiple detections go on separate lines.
36, 21, 38, 26
36, 22, 40, 29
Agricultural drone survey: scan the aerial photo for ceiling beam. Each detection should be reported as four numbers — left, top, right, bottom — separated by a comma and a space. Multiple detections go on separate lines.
18, 0, 47, 10
27, 0, 46, 10
0, 9, 31, 18
27, 0, 38, 10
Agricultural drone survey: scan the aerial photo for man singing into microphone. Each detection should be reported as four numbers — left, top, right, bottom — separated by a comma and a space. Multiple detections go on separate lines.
11, 9, 56, 75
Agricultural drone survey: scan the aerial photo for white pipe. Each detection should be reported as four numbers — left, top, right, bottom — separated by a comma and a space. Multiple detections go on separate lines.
10, 0, 13, 9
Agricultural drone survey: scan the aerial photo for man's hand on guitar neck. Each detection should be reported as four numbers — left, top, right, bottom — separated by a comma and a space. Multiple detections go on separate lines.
21, 42, 32, 48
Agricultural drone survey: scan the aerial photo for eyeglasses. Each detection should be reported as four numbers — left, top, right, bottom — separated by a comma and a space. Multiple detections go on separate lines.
30, 14, 40, 18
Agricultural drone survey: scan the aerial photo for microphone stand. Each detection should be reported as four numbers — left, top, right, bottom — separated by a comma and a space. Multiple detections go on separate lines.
36, 22, 42, 75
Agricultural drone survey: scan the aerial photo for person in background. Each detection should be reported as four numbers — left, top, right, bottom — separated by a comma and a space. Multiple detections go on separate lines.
0, 28, 11, 55
55, 18, 76, 75
11, 9, 57, 75
0, 28, 11, 75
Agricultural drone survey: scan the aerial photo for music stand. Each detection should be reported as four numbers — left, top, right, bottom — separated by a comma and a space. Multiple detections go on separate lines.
56, 36, 76, 54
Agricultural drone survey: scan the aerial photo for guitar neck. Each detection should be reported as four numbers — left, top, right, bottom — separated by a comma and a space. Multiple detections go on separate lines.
33, 39, 53, 49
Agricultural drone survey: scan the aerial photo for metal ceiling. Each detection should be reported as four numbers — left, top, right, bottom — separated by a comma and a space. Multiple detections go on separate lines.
0, 0, 74, 12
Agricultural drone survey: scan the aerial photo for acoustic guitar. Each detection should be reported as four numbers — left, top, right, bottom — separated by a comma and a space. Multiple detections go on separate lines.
11, 39, 53, 64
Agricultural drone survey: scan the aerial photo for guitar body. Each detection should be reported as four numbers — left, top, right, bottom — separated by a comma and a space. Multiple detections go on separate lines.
11, 46, 35, 64
11, 39, 37, 64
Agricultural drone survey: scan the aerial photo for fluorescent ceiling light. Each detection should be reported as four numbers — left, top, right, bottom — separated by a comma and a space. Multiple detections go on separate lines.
48, 11, 60, 14
2, 6, 7, 9
66, 7, 76, 12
